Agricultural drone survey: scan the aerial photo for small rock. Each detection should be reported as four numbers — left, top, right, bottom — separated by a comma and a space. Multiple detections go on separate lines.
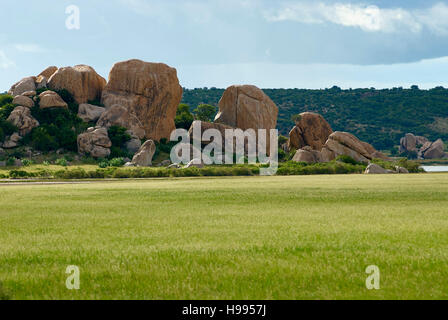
364, 163, 389, 174
21, 90, 37, 97
124, 162, 135, 167
395, 166, 409, 174
158, 159, 171, 167
39, 91, 68, 109
78, 103, 106, 122
131, 140, 156, 167
14, 159, 22, 167
3, 133, 22, 149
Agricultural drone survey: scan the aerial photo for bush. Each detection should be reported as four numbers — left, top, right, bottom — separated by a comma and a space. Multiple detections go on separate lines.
54, 168, 87, 179
109, 157, 125, 167
108, 126, 131, 158
9, 170, 32, 179
336, 155, 362, 165
27, 127, 58, 151
6, 158, 16, 166
22, 159, 34, 166
98, 160, 109, 168
55, 158, 68, 167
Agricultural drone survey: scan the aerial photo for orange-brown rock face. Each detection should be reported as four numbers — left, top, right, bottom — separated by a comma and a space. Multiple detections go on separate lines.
38, 66, 58, 79
48, 65, 106, 104
288, 112, 333, 151
215, 85, 278, 132
101, 59, 183, 141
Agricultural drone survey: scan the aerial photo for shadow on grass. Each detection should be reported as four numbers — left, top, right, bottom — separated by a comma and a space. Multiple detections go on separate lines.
0, 282, 11, 300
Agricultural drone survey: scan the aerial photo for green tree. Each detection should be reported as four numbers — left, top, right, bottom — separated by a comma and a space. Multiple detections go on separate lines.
193, 104, 217, 122
175, 104, 194, 129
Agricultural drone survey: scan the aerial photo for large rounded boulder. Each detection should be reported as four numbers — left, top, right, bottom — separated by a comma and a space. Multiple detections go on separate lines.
214, 85, 278, 132
288, 112, 333, 151
48, 65, 106, 104
101, 59, 183, 141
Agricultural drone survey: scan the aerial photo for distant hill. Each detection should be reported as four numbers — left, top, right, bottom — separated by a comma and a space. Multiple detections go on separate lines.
181, 86, 448, 152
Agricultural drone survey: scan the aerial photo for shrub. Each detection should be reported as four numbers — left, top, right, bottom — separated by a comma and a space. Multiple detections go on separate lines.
6, 157, 16, 166
22, 159, 34, 166
54, 168, 87, 179
9, 170, 32, 179
175, 104, 194, 129
98, 160, 109, 168
108, 126, 131, 158
336, 155, 362, 165
109, 157, 125, 167
42, 161, 50, 166
55, 158, 68, 167
28, 127, 58, 151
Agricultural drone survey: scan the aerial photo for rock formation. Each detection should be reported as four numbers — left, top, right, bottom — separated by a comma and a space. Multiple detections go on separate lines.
292, 131, 388, 164
78, 104, 106, 122
96, 105, 146, 139
48, 65, 106, 104
77, 127, 112, 158
7, 106, 39, 136
399, 133, 447, 159
131, 140, 156, 166
365, 163, 389, 174
215, 85, 278, 132
288, 112, 333, 151
101, 59, 183, 141
38, 66, 58, 79
38, 91, 68, 109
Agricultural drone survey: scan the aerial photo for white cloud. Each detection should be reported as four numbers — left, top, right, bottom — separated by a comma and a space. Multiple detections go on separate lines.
0, 50, 14, 69
13, 43, 45, 53
265, 2, 448, 35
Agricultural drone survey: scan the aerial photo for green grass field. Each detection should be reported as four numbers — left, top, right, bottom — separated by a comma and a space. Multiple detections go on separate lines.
1, 174, 448, 300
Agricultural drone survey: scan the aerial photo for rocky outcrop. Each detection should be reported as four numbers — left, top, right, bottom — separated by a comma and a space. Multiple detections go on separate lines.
48, 65, 106, 104
215, 85, 278, 132
423, 139, 445, 159
293, 131, 388, 164
7, 106, 39, 136
399, 133, 447, 159
101, 59, 183, 141
78, 104, 106, 122
288, 112, 333, 151
12, 95, 34, 108
125, 131, 142, 154
96, 105, 145, 139
8, 77, 36, 97
38, 91, 68, 109
77, 127, 111, 158
131, 140, 156, 166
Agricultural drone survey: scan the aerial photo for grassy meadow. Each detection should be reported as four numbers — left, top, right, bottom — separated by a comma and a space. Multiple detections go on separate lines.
0, 174, 448, 300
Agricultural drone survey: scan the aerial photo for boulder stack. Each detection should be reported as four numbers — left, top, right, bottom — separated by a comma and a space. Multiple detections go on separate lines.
288, 112, 333, 151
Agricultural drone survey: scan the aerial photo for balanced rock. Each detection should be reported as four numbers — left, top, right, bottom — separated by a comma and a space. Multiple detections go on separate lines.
77, 127, 112, 158
78, 103, 106, 122
39, 91, 68, 109
96, 105, 145, 139
48, 65, 106, 104
101, 59, 183, 141
12, 95, 34, 108
7, 106, 39, 136
288, 112, 333, 151
9, 77, 36, 97
215, 85, 278, 131
131, 140, 156, 166
365, 163, 389, 174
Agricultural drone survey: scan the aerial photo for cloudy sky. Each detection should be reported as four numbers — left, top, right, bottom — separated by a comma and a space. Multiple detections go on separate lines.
1, 0, 448, 91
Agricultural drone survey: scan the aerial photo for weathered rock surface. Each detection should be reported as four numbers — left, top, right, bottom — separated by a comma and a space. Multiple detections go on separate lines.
48, 65, 106, 104
22, 91, 36, 97
215, 85, 278, 132
77, 127, 111, 158
38, 66, 58, 79
288, 112, 333, 151
78, 103, 106, 122
36, 76, 47, 90
12, 95, 34, 108
96, 105, 145, 138
3, 133, 22, 149
7, 106, 39, 136
292, 146, 322, 163
9, 77, 36, 97
423, 139, 446, 159
101, 59, 183, 141
131, 140, 156, 166
365, 163, 388, 174
39, 91, 68, 109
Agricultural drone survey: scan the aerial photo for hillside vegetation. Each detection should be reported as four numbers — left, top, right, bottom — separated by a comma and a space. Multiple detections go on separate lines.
182, 86, 448, 152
